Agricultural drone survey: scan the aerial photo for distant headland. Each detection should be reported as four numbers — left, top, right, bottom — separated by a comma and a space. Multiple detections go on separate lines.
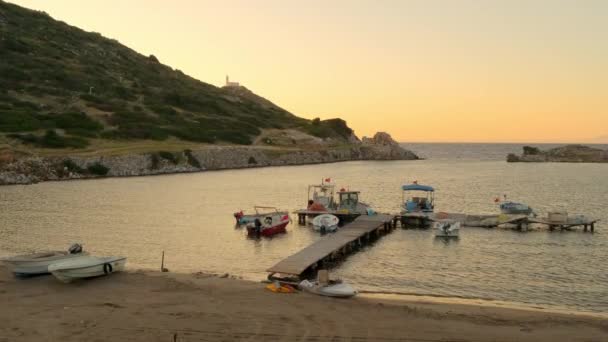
507, 145, 608, 163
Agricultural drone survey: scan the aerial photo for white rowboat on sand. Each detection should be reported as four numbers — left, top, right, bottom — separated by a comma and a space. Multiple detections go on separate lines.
1, 244, 87, 276
48, 256, 127, 283
299, 279, 358, 298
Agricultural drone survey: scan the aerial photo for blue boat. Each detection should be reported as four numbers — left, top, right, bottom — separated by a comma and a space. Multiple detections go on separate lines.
402, 183, 435, 213
499, 201, 533, 215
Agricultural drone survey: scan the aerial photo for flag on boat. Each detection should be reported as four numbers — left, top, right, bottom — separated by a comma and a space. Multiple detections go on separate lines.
325, 178, 331, 183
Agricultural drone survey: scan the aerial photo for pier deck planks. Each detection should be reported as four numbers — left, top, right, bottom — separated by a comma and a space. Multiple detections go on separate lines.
267, 214, 394, 276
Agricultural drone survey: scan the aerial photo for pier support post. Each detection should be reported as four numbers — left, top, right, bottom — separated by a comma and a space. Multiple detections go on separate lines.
584, 225, 588, 232
591, 223, 595, 232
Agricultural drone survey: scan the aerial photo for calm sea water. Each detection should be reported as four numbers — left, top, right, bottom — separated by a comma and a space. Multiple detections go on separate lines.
1, 143, 607, 313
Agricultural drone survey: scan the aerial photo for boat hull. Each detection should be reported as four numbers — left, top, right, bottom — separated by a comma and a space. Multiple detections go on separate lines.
247, 221, 289, 237
48, 256, 127, 283
434, 221, 460, 238
299, 280, 357, 298
499, 202, 532, 215
2, 252, 89, 276
312, 214, 340, 233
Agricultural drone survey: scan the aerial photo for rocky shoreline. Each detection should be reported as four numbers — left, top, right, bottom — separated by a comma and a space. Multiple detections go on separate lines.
0, 132, 418, 185
507, 145, 608, 163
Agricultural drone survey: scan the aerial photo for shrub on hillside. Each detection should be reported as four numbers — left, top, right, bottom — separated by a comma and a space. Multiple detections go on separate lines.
184, 149, 201, 168
87, 162, 109, 175
62, 159, 85, 173
9, 130, 89, 148
158, 151, 178, 164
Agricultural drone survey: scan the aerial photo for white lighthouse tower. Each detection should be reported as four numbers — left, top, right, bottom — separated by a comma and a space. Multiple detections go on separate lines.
225, 75, 240, 87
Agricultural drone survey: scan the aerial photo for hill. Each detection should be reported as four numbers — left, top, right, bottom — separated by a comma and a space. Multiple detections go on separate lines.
0, 1, 354, 150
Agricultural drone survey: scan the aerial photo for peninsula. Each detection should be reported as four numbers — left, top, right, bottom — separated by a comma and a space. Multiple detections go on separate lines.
0, 1, 417, 185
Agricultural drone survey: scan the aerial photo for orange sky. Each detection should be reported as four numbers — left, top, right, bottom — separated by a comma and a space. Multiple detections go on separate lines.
9, 0, 608, 142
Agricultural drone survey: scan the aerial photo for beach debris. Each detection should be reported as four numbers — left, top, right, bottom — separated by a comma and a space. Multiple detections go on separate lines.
266, 281, 296, 293
220, 273, 229, 278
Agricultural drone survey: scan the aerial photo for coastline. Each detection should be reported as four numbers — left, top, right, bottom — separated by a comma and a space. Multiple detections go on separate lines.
2, 266, 606, 342
0, 142, 419, 186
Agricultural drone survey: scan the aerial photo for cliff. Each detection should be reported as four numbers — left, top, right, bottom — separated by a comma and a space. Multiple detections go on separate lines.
507, 145, 608, 163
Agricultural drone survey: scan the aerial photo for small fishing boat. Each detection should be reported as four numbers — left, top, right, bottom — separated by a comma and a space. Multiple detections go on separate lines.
48, 256, 127, 283
434, 220, 460, 238
336, 189, 372, 215
234, 206, 288, 225
299, 279, 358, 298
1, 244, 87, 276
307, 179, 337, 211
402, 182, 435, 213
499, 201, 533, 215
312, 214, 340, 233
246, 212, 290, 237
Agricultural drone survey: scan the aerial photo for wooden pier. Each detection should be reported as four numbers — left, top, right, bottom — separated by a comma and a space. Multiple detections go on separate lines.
399, 212, 598, 232
267, 214, 396, 278
528, 216, 599, 232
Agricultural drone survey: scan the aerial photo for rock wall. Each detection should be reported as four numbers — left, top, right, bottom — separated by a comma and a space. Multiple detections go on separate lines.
0, 137, 419, 185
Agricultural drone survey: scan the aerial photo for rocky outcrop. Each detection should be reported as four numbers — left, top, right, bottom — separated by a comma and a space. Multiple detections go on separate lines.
507, 145, 608, 163
0, 133, 418, 185
360, 132, 419, 160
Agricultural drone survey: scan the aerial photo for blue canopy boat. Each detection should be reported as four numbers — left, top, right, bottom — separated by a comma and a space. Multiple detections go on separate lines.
499, 201, 533, 215
402, 183, 435, 213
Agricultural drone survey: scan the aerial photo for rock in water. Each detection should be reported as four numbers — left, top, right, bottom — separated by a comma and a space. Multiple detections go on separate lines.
507, 145, 608, 163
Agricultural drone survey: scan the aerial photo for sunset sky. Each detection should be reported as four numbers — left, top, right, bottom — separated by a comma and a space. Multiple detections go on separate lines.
9, 0, 608, 142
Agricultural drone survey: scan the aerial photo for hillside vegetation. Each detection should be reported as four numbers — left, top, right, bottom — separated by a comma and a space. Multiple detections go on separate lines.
0, 1, 354, 150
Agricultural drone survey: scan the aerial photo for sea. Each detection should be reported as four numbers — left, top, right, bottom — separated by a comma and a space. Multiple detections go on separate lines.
1, 143, 607, 314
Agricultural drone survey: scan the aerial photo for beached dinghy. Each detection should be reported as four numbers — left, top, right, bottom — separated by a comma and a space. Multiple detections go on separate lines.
1, 244, 87, 276
434, 220, 460, 238
312, 214, 340, 233
48, 256, 126, 283
299, 279, 358, 298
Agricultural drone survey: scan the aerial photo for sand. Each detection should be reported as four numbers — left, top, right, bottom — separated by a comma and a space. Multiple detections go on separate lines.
0, 266, 606, 342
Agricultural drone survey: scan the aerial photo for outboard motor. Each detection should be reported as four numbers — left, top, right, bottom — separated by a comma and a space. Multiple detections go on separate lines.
68, 243, 83, 254
254, 218, 262, 234
320, 225, 327, 235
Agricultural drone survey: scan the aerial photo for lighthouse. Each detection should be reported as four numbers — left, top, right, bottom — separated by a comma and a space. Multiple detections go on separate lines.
225, 75, 240, 87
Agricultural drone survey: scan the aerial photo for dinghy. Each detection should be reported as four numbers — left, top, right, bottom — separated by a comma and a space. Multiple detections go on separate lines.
48, 256, 126, 283
434, 220, 460, 238
299, 279, 358, 298
1, 244, 87, 276
312, 214, 340, 233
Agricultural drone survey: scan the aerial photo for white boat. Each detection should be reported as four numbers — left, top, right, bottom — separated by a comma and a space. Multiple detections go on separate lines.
299, 279, 358, 298
312, 214, 340, 233
1, 244, 87, 276
48, 256, 127, 283
434, 220, 460, 238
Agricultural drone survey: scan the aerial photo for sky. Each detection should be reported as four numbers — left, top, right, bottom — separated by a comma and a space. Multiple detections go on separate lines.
8, 0, 608, 142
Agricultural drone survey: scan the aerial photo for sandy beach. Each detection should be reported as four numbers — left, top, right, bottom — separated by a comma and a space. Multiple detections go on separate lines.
1, 266, 606, 342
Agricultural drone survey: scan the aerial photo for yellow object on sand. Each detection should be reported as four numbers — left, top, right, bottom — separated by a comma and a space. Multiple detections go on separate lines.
265, 283, 296, 293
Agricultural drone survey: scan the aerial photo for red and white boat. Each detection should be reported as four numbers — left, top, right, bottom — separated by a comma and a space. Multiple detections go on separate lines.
246, 211, 290, 237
